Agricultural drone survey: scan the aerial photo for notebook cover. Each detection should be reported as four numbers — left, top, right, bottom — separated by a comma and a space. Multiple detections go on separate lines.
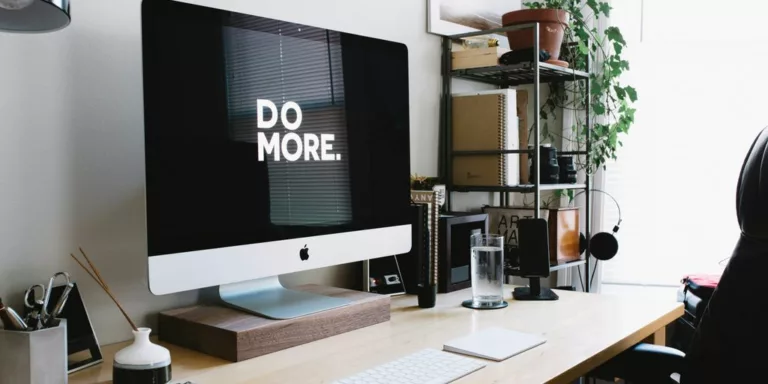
452, 156, 503, 186
452, 92, 519, 186
443, 327, 546, 361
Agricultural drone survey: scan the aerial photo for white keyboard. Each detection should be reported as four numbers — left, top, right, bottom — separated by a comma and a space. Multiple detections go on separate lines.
334, 348, 486, 384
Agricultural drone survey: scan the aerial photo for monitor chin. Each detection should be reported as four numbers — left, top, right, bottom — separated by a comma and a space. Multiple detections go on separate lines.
147, 225, 411, 296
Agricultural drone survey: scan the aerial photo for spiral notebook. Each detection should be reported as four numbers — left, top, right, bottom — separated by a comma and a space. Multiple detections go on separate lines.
451, 90, 519, 186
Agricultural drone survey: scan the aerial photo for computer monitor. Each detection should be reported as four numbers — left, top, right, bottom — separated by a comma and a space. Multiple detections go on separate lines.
141, 0, 412, 319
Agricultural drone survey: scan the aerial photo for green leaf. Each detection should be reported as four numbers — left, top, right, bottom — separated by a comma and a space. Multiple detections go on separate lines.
577, 40, 589, 55
605, 27, 626, 46
590, 80, 603, 96
574, 25, 589, 42
613, 41, 623, 55
614, 85, 626, 100
599, 2, 612, 17
620, 60, 630, 70
592, 102, 606, 115
625, 86, 638, 102
606, 62, 621, 77
586, 0, 599, 14
616, 120, 627, 133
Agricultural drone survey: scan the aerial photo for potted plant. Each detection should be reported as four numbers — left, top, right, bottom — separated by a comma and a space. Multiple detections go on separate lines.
410, 174, 440, 191
505, 0, 637, 182
502, 8, 570, 62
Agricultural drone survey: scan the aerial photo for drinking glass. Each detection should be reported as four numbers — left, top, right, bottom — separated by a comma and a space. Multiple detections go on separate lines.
465, 233, 506, 309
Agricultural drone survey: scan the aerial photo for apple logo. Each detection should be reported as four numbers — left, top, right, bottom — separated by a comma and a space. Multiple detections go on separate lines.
300, 245, 309, 261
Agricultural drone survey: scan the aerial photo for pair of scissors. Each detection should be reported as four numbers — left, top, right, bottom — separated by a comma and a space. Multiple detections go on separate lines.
23, 272, 72, 329
24, 284, 47, 330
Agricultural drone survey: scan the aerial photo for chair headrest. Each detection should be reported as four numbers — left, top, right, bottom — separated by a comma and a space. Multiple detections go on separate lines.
737, 127, 768, 239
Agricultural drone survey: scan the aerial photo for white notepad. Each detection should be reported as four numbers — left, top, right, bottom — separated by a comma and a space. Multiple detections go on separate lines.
443, 327, 546, 361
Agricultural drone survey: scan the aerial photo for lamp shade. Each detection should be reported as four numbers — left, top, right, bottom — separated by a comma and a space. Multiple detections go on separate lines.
0, 0, 70, 33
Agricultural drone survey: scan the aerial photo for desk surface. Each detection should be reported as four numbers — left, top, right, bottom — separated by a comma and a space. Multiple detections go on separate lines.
70, 286, 682, 384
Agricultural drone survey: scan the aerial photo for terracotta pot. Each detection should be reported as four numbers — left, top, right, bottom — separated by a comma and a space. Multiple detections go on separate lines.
502, 9, 569, 61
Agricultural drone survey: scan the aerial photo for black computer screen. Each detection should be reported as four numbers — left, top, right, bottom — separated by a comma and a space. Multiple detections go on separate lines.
141, 0, 411, 256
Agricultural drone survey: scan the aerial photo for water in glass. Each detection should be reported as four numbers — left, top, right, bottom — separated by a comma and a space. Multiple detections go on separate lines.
471, 245, 504, 304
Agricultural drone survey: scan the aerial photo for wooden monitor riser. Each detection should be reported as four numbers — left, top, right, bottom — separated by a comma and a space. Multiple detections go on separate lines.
158, 285, 389, 362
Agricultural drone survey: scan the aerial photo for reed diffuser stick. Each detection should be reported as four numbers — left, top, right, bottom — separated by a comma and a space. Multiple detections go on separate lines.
70, 249, 138, 331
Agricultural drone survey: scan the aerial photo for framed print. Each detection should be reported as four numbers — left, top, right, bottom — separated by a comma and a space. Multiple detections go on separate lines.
427, 0, 521, 38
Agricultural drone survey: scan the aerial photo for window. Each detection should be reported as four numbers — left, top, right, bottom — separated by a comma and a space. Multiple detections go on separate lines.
601, 0, 768, 285
224, 16, 352, 226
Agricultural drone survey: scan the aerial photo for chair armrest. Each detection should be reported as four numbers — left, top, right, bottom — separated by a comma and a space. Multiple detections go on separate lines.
591, 343, 685, 384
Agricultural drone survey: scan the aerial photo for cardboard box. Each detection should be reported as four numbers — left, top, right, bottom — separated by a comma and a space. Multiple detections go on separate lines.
451, 47, 509, 70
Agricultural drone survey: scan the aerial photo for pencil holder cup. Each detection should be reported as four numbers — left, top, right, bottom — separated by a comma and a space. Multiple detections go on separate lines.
0, 320, 68, 384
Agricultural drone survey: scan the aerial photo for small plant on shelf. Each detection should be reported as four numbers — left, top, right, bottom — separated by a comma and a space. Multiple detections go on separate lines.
410, 174, 441, 191
524, 0, 637, 174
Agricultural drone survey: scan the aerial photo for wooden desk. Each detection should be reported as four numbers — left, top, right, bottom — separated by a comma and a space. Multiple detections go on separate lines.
70, 286, 683, 384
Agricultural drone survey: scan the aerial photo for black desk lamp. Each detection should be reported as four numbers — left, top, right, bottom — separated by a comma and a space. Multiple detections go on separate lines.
0, 0, 70, 33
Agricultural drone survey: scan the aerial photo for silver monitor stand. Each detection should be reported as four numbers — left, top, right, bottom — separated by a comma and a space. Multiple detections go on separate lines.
219, 276, 352, 320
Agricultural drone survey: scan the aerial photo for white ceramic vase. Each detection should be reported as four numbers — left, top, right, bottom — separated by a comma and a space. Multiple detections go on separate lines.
113, 327, 172, 384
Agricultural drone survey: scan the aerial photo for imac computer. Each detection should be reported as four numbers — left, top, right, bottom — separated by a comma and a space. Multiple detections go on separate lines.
141, 0, 412, 319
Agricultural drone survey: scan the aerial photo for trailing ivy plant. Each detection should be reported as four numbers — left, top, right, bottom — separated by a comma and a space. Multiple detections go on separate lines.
523, 0, 637, 174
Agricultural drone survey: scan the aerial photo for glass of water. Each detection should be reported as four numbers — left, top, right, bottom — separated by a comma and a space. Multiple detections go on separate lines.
465, 233, 506, 309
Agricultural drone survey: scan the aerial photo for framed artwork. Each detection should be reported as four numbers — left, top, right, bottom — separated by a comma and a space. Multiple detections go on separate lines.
427, 0, 521, 37
437, 213, 489, 293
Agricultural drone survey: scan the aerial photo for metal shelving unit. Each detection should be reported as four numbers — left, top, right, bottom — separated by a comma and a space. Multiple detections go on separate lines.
451, 184, 586, 193
452, 61, 589, 86
439, 23, 593, 291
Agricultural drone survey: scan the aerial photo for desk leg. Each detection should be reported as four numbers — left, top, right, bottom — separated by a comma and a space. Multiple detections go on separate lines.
643, 327, 666, 346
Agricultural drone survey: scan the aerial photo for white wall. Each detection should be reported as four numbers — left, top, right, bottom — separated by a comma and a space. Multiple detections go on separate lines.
0, 0, 452, 345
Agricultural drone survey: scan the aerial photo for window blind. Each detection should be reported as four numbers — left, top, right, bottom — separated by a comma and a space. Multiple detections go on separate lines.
223, 16, 352, 226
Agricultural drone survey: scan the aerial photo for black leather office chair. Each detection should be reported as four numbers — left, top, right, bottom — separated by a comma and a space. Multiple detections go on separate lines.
592, 126, 768, 383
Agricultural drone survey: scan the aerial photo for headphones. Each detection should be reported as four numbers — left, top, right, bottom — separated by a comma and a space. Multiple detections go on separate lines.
576, 189, 622, 261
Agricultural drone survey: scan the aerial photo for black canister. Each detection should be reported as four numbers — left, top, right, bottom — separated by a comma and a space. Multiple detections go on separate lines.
113, 364, 172, 384
418, 284, 437, 308
558, 156, 577, 184
529, 145, 560, 184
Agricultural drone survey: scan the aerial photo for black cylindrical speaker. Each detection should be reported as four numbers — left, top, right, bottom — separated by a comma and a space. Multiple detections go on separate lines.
529, 145, 559, 184
558, 156, 577, 184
